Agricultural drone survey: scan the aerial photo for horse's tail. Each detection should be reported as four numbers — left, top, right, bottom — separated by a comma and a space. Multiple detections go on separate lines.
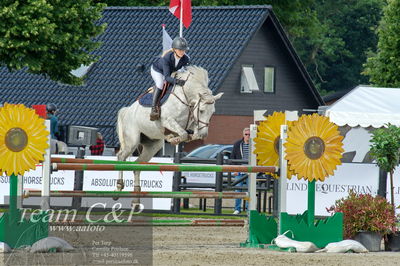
116, 107, 129, 153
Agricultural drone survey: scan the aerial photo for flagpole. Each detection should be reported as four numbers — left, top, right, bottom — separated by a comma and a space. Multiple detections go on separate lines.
179, 0, 183, 37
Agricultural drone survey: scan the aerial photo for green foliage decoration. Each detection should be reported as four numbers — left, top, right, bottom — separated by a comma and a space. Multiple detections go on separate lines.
370, 123, 400, 208
0, 0, 106, 85
328, 191, 396, 239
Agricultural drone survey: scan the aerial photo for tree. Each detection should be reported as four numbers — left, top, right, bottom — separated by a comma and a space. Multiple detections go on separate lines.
98, 0, 386, 95
295, 0, 384, 93
96, 0, 319, 40
0, 1, 106, 85
370, 124, 400, 209
363, 0, 400, 87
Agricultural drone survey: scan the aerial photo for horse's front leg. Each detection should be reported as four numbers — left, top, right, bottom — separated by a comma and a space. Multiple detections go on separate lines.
163, 118, 189, 145
132, 170, 141, 212
189, 131, 202, 141
165, 134, 176, 143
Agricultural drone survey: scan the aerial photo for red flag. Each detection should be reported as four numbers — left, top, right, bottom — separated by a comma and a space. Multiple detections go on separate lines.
169, 0, 192, 28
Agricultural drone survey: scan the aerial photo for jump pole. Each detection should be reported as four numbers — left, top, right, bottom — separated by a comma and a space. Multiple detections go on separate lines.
248, 124, 257, 211
50, 219, 245, 227
25, 190, 249, 199
41, 119, 51, 210
51, 157, 174, 165
241, 124, 279, 248
51, 163, 277, 173
277, 111, 298, 226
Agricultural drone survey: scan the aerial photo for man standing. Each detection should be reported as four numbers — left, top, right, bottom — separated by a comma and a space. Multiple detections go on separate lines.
90, 132, 105, 155
46, 103, 59, 140
230, 127, 250, 214
47, 103, 60, 154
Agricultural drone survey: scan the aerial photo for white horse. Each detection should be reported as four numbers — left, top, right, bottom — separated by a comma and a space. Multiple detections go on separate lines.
116, 65, 223, 199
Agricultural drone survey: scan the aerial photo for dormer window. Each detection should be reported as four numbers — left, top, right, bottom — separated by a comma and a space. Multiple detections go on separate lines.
241, 65, 259, 93
71, 63, 93, 78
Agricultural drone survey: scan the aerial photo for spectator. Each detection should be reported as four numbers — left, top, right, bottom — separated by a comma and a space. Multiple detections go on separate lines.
90, 132, 105, 155
47, 103, 61, 154
46, 103, 59, 140
230, 127, 250, 215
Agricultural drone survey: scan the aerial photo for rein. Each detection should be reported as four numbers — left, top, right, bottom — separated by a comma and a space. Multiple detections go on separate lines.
171, 72, 213, 132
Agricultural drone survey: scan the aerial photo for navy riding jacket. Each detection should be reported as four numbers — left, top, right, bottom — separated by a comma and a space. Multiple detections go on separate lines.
152, 51, 190, 84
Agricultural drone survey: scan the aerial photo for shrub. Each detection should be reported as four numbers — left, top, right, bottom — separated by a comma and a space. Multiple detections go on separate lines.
327, 191, 396, 239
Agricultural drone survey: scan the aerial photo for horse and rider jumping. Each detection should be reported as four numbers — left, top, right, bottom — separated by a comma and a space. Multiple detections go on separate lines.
115, 37, 223, 203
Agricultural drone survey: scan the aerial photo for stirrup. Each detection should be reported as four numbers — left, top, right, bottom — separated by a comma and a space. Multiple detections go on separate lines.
150, 107, 160, 121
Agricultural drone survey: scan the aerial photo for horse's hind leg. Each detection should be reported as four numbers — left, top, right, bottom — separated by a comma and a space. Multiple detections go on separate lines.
132, 139, 164, 210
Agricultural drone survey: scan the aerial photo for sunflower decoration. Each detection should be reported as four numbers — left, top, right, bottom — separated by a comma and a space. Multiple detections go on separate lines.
253, 112, 295, 178
0, 103, 49, 176
284, 113, 344, 182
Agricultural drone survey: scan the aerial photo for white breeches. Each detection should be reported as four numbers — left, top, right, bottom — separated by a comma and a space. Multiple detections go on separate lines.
151, 66, 164, 90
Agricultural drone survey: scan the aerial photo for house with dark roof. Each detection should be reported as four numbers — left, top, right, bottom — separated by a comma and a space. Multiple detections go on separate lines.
0, 5, 323, 151
322, 88, 352, 105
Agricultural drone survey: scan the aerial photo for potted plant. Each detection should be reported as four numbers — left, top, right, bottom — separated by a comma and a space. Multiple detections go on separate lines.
327, 190, 396, 251
370, 123, 400, 251
386, 217, 400, 251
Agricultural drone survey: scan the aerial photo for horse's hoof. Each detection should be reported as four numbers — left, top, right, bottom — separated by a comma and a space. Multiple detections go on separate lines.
170, 137, 181, 145
116, 179, 125, 190
112, 190, 120, 201
133, 205, 141, 213
131, 200, 142, 213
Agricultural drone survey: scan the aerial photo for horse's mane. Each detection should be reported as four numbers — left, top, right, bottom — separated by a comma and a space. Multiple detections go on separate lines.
176, 65, 209, 90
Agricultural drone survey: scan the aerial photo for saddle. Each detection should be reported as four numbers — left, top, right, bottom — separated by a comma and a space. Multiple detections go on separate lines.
138, 82, 173, 107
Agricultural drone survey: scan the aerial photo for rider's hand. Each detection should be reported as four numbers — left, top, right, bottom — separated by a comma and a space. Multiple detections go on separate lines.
175, 79, 186, 86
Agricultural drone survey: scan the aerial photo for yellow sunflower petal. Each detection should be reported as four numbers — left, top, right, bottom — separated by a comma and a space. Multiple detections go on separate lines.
254, 112, 295, 179
0, 103, 49, 176
285, 114, 343, 182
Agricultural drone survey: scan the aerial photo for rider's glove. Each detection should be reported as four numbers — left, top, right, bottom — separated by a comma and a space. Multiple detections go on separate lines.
175, 79, 186, 86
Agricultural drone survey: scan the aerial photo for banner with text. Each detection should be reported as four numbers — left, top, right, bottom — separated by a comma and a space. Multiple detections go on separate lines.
286, 163, 380, 216
0, 155, 75, 206
82, 156, 173, 210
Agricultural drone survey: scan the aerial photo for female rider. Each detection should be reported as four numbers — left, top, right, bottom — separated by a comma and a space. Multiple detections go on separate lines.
150, 37, 190, 121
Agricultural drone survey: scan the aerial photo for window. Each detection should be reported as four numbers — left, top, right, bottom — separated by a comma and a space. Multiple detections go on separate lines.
241, 65, 259, 93
264, 66, 275, 93
71, 63, 93, 78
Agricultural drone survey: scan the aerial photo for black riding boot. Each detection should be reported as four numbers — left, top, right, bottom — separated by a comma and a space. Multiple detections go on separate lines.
150, 88, 162, 121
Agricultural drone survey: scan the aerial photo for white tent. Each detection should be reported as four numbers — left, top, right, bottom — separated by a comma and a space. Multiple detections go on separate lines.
325, 85, 400, 128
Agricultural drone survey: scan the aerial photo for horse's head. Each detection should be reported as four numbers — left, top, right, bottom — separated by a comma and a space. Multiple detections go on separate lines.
192, 92, 223, 139
173, 66, 223, 140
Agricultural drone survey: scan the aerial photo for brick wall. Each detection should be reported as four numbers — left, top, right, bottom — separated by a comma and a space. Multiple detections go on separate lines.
183, 114, 253, 152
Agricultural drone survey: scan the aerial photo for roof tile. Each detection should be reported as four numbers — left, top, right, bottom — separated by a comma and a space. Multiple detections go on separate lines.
0, 6, 270, 146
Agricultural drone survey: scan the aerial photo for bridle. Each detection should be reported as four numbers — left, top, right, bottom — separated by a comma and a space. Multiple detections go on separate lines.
171, 72, 214, 132
192, 96, 214, 131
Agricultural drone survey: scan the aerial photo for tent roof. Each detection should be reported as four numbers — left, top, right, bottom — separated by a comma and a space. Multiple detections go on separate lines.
325, 85, 400, 128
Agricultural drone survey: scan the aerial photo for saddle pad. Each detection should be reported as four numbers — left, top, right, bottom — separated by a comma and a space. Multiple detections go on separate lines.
139, 87, 173, 107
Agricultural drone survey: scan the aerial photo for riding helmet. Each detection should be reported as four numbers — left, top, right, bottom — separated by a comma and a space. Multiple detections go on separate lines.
172, 37, 189, 51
